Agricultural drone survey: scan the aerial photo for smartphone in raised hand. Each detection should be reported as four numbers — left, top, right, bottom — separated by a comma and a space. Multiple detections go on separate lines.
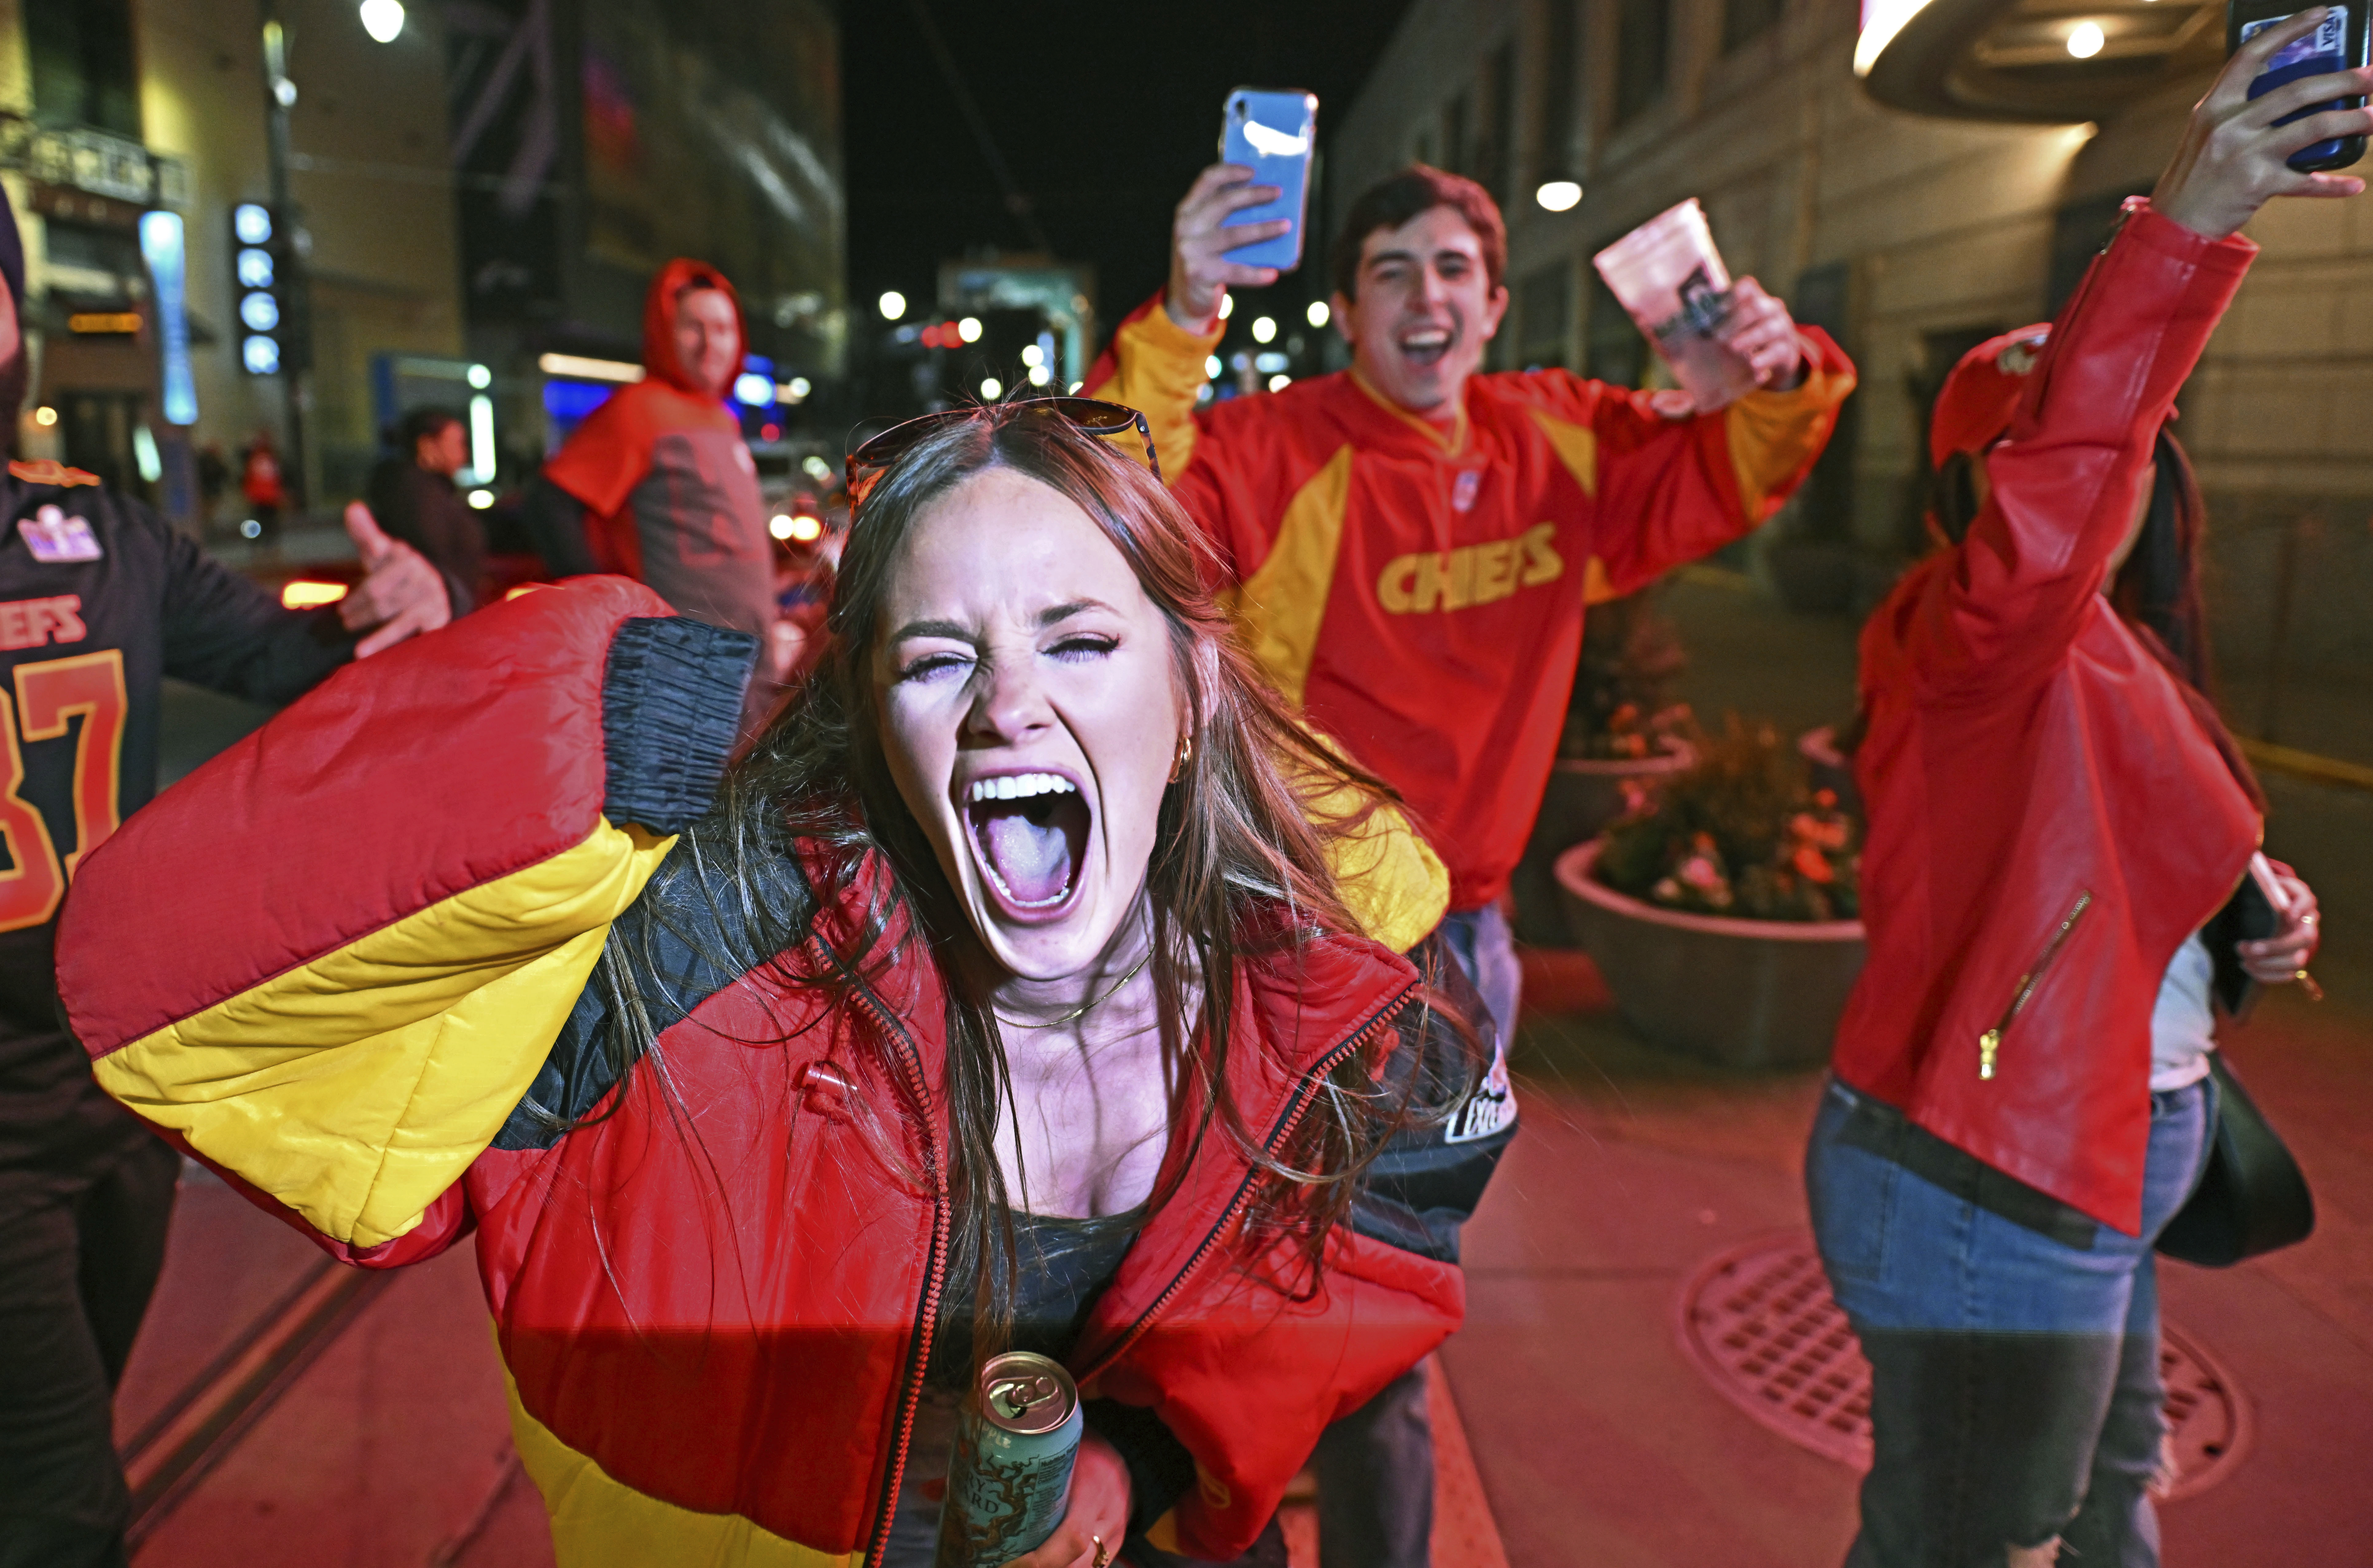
2227, 2, 2371, 170
1220, 89, 1318, 271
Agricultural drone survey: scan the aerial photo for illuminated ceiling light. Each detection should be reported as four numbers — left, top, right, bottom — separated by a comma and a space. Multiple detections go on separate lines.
2066, 20, 2105, 56
1252, 316, 1276, 343
980, 376, 1002, 399
1855, 0, 1936, 75
879, 290, 907, 320
958, 317, 982, 343
359, 0, 405, 42
1306, 300, 1330, 328
1536, 179, 1584, 212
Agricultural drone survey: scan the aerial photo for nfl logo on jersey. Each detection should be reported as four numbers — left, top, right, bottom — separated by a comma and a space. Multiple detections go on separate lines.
19, 506, 102, 565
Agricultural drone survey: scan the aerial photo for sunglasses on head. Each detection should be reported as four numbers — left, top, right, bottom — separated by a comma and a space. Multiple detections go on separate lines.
843, 398, 1159, 507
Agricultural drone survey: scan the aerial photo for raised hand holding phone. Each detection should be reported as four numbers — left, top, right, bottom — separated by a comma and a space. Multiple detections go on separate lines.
2154, 6, 2373, 238
1167, 165, 1288, 333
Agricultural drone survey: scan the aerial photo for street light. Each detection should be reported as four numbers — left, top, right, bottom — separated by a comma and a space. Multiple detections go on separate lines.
1251, 316, 1276, 344
958, 316, 982, 343
359, 0, 404, 43
1306, 301, 1330, 328
879, 290, 906, 320
1536, 179, 1584, 212
2066, 20, 2104, 56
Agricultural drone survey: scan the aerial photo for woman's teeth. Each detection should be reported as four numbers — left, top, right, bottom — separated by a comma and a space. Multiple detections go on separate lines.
967, 772, 1077, 803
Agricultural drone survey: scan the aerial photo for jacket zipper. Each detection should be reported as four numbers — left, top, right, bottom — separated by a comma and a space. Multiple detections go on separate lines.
1076, 981, 1417, 1384
836, 955, 951, 1568
1978, 891, 2092, 1080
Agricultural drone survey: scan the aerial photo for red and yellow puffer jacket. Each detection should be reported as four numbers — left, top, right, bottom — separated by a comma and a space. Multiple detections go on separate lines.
54, 578, 1466, 1566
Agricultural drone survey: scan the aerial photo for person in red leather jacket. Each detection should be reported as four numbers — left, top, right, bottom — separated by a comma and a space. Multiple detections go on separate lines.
56, 402, 1494, 1568
1809, 19, 2344, 1566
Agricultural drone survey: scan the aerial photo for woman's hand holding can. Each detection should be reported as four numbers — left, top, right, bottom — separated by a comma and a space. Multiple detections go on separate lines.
997, 1431, 1132, 1568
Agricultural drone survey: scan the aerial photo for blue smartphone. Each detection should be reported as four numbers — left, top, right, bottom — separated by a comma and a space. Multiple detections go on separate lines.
2228, 2, 2369, 171
1220, 88, 1318, 271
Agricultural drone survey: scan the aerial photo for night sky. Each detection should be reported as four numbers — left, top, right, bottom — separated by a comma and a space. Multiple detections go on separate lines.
842, 1, 1417, 344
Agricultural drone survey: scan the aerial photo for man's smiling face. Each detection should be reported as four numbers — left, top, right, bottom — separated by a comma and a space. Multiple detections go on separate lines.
1333, 205, 1509, 421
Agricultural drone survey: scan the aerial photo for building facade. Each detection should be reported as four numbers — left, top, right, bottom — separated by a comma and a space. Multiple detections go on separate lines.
1334, 0, 2373, 762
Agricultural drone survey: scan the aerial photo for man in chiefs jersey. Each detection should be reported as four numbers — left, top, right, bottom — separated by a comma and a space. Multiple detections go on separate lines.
0, 185, 451, 1563
1089, 162, 1855, 1568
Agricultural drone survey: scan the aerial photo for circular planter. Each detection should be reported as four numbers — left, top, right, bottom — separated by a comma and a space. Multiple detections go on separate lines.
1510, 744, 1695, 947
1555, 839, 1864, 1069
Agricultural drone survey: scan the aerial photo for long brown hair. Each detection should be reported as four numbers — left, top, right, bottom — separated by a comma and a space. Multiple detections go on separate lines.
590, 403, 1473, 1347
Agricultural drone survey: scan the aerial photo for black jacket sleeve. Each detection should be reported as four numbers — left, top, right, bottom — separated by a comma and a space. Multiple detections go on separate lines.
156, 515, 352, 704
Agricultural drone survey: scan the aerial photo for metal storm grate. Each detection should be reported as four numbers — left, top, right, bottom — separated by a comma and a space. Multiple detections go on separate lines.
1676, 1232, 2249, 1500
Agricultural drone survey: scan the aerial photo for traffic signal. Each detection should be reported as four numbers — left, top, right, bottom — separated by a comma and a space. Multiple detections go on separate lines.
230, 202, 294, 376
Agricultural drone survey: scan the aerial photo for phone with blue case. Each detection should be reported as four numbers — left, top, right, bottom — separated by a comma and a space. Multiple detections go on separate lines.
1220, 89, 1319, 271
2228, 1, 2369, 171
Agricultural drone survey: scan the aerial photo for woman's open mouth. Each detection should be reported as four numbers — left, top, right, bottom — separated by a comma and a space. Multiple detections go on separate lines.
962, 770, 1092, 921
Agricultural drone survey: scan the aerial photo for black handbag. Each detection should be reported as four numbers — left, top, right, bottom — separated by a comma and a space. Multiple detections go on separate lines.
2154, 1051, 2315, 1266
2155, 873, 2317, 1267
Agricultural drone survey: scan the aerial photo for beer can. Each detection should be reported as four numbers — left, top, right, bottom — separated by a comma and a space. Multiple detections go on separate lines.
932, 1350, 1083, 1568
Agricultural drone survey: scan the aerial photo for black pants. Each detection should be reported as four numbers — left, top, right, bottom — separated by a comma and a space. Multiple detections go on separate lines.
0, 1138, 180, 1568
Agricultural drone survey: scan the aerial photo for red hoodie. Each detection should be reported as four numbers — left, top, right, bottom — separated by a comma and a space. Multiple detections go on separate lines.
542, 258, 775, 638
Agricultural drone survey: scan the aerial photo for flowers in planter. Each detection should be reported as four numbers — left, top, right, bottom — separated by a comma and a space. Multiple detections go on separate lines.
1594, 717, 1862, 922
1559, 589, 1693, 761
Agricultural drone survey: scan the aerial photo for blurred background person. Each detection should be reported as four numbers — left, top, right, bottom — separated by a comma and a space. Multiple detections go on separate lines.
238, 428, 285, 548
366, 406, 487, 617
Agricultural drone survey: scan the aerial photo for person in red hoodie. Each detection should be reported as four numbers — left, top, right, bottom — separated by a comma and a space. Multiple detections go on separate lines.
524, 259, 776, 644
1809, 18, 2345, 1565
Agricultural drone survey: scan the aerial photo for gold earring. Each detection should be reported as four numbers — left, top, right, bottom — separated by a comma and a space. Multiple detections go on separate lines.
1169, 733, 1193, 783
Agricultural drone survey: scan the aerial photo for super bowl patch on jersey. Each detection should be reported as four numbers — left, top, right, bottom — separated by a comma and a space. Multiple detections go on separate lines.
19, 506, 102, 564
1445, 1037, 1516, 1144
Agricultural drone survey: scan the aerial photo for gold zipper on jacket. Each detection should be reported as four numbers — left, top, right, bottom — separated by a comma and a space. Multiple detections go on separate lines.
1978, 891, 2092, 1080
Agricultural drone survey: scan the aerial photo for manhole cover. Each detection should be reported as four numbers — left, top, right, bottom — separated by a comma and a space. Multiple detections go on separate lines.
1676, 1232, 2249, 1500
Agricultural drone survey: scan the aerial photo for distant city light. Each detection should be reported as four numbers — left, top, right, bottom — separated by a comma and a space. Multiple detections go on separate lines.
879, 290, 907, 320
466, 363, 492, 389
1218, 294, 1234, 320
1068, 381, 1084, 393
274, 76, 298, 107
32, 406, 56, 427
240, 518, 263, 538
240, 292, 280, 331
733, 371, 776, 406
760, 422, 780, 441
237, 248, 274, 288
242, 336, 280, 374
469, 394, 496, 483
1252, 316, 1276, 344
359, 0, 405, 43
234, 204, 273, 245
783, 376, 811, 400
282, 580, 348, 608
958, 317, 983, 343
1206, 355, 1223, 379
789, 514, 824, 542
2066, 20, 2104, 56
803, 454, 834, 481
1027, 364, 1051, 386
1255, 352, 1287, 374
1020, 343, 1044, 367
1307, 301, 1330, 328
1536, 180, 1584, 212
536, 352, 642, 384
1268, 374, 1292, 392
980, 377, 1002, 399
770, 513, 795, 540
467, 489, 494, 509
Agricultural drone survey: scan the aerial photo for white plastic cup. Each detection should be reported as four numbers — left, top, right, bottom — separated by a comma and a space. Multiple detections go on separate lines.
1593, 200, 1757, 411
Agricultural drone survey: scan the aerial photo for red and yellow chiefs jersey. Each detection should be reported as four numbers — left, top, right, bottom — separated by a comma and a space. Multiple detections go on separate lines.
1091, 299, 1857, 911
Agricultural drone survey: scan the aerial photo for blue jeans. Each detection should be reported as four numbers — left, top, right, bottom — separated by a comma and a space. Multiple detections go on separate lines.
1806, 1076, 2215, 1568
1433, 902, 1521, 1054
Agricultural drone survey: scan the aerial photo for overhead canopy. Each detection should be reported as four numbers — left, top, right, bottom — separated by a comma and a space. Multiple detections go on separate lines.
1857, 0, 2222, 122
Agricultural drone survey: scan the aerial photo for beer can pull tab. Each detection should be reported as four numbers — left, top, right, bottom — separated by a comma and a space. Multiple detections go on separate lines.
993, 1372, 1059, 1421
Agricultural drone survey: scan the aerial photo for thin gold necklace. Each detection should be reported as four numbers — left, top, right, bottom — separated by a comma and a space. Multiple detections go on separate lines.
994, 947, 1155, 1031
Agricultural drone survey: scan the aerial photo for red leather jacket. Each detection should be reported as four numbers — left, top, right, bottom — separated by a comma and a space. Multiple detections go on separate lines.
57, 579, 1468, 1564
1833, 204, 2261, 1235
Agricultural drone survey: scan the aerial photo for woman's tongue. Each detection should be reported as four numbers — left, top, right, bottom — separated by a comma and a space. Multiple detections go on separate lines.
976, 802, 1075, 907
